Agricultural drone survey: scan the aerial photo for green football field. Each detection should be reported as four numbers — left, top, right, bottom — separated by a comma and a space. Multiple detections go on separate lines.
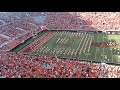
11, 30, 120, 65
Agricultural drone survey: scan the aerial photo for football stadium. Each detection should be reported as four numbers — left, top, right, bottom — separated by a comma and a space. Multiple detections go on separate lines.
0, 12, 120, 78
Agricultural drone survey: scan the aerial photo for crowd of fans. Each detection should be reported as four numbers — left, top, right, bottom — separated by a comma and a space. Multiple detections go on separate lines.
14, 18, 40, 31
0, 36, 8, 45
0, 20, 5, 26
0, 12, 120, 78
0, 52, 120, 78
45, 12, 120, 30
0, 12, 44, 23
0, 32, 37, 51
0, 12, 119, 32
0, 15, 43, 51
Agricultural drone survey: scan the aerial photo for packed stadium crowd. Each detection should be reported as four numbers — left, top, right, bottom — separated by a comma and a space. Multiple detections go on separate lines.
0, 12, 120, 78
0, 14, 43, 51
45, 12, 120, 30
0, 52, 120, 78
0, 36, 8, 45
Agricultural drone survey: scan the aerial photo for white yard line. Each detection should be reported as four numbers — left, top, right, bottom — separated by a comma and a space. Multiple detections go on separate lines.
79, 34, 87, 55
109, 36, 113, 63
111, 44, 113, 62
86, 35, 93, 60
76, 33, 85, 52
103, 33, 105, 61
111, 44, 113, 63
87, 35, 93, 53
79, 34, 88, 59
95, 34, 99, 60
83, 35, 91, 53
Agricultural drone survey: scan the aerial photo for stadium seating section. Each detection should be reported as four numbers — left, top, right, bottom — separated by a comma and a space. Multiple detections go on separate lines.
0, 12, 120, 78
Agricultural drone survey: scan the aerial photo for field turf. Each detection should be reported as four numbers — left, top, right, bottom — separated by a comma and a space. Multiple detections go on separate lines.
11, 30, 120, 65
